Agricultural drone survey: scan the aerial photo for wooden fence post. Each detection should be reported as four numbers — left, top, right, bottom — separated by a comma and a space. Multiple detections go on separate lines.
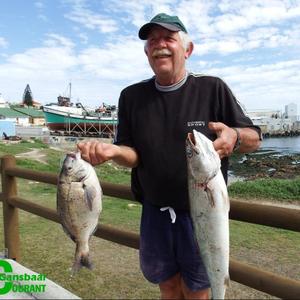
1, 155, 20, 261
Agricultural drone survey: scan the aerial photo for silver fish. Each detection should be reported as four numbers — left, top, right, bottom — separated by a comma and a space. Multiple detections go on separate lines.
186, 130, 230, 299
57, 152, 102, 272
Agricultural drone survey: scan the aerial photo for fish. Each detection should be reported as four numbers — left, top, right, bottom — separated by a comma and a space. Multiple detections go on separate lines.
186, 129, 230, 299
57, 151, 102, 273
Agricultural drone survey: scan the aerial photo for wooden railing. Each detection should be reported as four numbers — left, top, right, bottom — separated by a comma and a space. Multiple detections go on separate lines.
1, 155, 300, 299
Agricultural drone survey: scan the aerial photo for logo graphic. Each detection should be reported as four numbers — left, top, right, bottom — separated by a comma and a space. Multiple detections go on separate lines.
187, 121, 205, 127
0, 259, 47, 295
0, 260, 12, 295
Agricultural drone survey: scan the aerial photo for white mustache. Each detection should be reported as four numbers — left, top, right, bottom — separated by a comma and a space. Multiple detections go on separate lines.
152, 49, 172, 58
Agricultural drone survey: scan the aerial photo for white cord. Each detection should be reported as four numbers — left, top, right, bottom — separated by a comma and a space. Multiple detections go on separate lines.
160, 207, 176, 224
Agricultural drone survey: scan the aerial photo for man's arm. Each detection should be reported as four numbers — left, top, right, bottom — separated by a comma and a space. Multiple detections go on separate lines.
235, 127, 261, 153
77, 141, 138, 168
209, 122, 261, 159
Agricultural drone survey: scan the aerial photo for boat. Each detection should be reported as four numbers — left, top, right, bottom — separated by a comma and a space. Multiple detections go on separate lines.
42, 88, 118, 137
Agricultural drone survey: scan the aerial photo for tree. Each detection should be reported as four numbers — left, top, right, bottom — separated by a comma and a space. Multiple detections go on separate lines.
23, 84, 33, 106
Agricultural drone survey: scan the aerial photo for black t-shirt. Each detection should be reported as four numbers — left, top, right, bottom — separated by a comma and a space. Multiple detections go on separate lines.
115, 73, 261, 211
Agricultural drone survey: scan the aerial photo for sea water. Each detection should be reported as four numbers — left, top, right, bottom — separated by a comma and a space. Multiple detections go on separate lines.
260, 136, 300, 154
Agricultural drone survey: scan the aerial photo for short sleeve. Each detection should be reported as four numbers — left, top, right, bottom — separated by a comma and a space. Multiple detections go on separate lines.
113, 90, 135, 147
217, 79, 262, 139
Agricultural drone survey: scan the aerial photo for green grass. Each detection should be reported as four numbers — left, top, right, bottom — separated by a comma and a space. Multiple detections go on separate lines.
3, 178, 299, 299
228, 177, 300, 201
0, 139, 48, 155
0, 140, 299, 299
95, 162, 131, 185
100, 196, 141, 232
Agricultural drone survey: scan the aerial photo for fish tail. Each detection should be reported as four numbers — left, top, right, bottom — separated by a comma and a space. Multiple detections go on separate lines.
71, 252, 93, 274
80, 252, 93, 269
71, 243, 93, 274
224, 275, 230, 287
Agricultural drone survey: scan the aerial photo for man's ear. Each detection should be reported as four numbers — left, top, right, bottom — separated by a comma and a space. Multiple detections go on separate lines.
185, 42, 194, 59
144, 44, 149, 56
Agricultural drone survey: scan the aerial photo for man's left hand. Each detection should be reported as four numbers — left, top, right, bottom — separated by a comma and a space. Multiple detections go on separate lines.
208, 122, 238, 159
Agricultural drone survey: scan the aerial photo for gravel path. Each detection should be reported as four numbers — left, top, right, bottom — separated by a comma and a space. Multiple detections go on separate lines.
15, 148, 48, 164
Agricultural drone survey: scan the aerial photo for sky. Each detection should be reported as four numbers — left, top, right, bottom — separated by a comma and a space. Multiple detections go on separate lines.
0, 0, 300, 113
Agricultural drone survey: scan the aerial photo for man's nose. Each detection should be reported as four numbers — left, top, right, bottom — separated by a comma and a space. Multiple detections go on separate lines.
155, 37, 167, 47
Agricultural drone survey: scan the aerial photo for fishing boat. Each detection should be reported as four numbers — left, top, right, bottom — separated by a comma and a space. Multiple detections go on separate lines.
42, 85, 118, 137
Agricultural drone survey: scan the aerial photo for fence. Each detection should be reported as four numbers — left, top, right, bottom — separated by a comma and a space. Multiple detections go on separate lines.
0, 155, 300, 299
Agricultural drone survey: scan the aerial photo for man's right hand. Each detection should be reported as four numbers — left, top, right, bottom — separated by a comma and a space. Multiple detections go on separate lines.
77, 141, 139, 168
77, 141, 120, 165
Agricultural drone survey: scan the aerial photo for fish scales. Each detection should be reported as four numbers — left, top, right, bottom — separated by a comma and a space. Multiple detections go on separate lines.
186, 129, 230, 299
57, 152, 102, 273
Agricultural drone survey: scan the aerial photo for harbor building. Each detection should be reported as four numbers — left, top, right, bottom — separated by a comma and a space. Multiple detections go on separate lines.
284, 103, 298, 122
247, 103, 299, 136
0, 93, 9, 108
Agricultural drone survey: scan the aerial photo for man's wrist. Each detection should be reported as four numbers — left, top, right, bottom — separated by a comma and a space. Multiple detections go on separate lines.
232, 127, 241, 151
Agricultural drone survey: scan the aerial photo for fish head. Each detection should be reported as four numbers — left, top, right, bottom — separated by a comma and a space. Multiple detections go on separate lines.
61, 152, 90, 181
186, 130, 221, 182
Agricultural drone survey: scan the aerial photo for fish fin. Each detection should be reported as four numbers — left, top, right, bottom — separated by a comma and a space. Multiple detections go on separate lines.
62, 224, 77, 243
90, 224, 99, 237
224, 275, 230, 287
205, 187, 216, 208
57, 208, 77, 242
226, 193, 230, 210
83, 185, 97, 211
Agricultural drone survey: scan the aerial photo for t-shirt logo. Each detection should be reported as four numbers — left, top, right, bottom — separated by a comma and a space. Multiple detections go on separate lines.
187, 121, 206, 127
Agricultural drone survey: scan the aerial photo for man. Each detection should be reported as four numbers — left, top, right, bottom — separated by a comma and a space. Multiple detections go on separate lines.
78, 13, 261, 299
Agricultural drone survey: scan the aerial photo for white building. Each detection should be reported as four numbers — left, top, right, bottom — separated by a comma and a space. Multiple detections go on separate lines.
251, 116, 293, 134
0, 93, 9, 108
247, 109, 282, 119
284, 103, 297, 122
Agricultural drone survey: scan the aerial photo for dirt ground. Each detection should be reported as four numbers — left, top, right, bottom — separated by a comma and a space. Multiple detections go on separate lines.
15, 148, 49, 164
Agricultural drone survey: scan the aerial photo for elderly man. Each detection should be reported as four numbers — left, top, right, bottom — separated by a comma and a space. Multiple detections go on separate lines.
78, 13, 261, 299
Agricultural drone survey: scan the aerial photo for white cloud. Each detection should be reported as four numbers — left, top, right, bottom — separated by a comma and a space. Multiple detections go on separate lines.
1, 0, 300, 110
65, 1, 118, 33
4, 48, 76, 74
35, 1, 48, 22
78, 37, 151, 80
0, 34, 78, 89
78, 32, 88, 44
0, 37, 8, 48
0, 33, 152, 106
214, 0, 300, 35
34, 1, 44, 9
174, 0, 215, 38
203, 59, 300, 110
194, 36, 247, 55
107, 0, 174, 29
38, 14, 48, 22
104, 0, 300, 57
44, 33, 75, 48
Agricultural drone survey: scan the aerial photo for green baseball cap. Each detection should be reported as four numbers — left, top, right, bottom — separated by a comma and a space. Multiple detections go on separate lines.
138, 13, 187, 40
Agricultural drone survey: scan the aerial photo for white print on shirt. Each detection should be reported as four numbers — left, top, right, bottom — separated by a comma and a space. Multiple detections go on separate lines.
187, 121, 206, 127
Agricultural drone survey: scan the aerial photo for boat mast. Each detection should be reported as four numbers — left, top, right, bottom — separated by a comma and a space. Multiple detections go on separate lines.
69, 82, 72, 100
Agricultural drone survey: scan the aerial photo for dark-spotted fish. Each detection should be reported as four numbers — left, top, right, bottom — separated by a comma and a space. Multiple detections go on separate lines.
57, 152, 102, 272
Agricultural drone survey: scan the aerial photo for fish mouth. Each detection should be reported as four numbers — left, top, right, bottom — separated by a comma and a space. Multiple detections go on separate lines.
187, 132, 200, 154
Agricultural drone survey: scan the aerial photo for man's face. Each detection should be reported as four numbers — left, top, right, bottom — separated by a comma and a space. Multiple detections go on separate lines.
145, 26, 191, 84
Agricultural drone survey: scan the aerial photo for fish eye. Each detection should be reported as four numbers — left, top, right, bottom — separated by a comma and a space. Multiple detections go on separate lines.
186, 146, 193, 159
